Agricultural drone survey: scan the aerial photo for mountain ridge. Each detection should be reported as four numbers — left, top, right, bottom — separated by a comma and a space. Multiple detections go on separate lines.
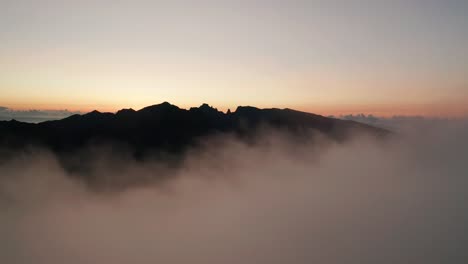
0, 102, 389, 175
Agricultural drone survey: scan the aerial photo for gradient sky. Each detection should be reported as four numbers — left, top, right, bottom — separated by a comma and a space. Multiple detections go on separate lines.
1, 0, 467, 116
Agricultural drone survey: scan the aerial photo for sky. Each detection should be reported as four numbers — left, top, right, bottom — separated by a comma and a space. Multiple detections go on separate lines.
0, 0, 467, 116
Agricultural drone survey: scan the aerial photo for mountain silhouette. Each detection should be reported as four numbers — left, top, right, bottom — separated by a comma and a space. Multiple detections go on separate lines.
0, 102, 388, 177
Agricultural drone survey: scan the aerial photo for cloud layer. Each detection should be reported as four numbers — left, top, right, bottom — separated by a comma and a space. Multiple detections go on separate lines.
0, 107, 81, 123
335, 113, 465, 132
1, 121, 468, 263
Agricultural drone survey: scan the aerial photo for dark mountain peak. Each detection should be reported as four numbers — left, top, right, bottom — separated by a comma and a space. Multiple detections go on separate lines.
64, 110, 114, 123
86, 110, 101, 116
82, 110, 112, 120
199, 103, 212, 109
116, 108, 136, 116
61, 114, 82, 121
160, 101, 172, 106
190, 103, 222, 115
0, 119, 34, 129
138, 102, 179, 113
283, 108, 297, 112
235, 106, 260, 114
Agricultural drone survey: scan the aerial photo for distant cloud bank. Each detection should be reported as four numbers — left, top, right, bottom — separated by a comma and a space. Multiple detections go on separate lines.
331, 113, 461, 132
0, 107, 81, 123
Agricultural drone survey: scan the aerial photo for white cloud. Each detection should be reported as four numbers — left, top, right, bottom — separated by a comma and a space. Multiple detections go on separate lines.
1, 122, 467, 263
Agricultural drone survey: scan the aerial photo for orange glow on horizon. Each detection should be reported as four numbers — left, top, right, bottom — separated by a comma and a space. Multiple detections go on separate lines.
2, 100, 467, 118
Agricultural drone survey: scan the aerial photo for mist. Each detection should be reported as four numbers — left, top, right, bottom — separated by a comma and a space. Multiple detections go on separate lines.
0, 107, 81, 123
1, 121, 468, 264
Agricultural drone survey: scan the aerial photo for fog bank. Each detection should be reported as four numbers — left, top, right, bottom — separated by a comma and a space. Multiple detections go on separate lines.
1, 121, 468, 263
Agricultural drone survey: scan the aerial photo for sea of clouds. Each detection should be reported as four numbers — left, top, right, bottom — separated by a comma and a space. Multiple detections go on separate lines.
1, 119, 467, 264
0, 107, 81, 123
